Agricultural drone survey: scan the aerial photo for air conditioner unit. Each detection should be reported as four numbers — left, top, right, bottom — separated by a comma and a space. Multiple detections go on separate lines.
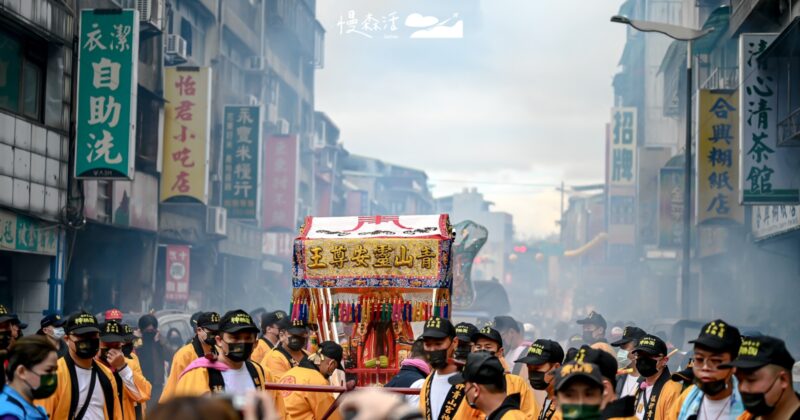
137, 0, 164, 32
165, 34, 188, 63
267, 103, 278, 123
246, 56, 266, 72
247, 95, 259, 106
277, 118, 290, 135
206, 206, 227, 236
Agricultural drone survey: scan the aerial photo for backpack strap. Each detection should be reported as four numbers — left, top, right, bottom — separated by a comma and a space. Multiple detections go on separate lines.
245, 361, 264, 389
93, 362, 116, 419
207, 368, 226, 394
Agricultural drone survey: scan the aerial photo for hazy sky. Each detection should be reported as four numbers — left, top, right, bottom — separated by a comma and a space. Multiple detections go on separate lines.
316, 0, 627, 238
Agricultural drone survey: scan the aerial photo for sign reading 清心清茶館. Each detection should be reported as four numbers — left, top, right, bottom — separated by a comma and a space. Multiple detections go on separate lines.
697, 89, 743, 224
222, 105, 261, 220
739, 33, 800, 204
74, 9, 139, 179
161, 67, 212, 204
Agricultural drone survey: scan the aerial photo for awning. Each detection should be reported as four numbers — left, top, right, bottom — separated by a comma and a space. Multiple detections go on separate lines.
758, 17, 800, 63
693, 5, 730, 54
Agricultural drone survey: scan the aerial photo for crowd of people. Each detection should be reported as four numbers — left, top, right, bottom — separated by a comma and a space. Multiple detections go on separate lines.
0, 303, 797, 420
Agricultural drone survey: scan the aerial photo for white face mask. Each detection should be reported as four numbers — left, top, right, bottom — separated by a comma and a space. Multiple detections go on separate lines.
616, 349, 630, 368
51, 327, 66, 340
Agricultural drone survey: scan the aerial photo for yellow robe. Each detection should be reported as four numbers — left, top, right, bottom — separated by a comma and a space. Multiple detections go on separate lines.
279, 366, 342, 420
251, 337, 274, 363
160, 338, 205, 403
260, 346, 308, 379
173, 358, 285, 417
115, 354, 152, 420
37, 356, 124, 420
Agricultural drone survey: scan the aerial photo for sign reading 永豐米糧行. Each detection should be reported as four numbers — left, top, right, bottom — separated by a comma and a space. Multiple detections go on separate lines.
697, 90, 743, 225
161, 67, 212, 204
223, 106, 261, 220
609, 107, 637, 187
739, 33, 800, 204
75, 9, 139, 179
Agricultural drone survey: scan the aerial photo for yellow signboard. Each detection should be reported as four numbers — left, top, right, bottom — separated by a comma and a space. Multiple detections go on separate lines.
697, 90, 743, 224
161, 67, 212, 203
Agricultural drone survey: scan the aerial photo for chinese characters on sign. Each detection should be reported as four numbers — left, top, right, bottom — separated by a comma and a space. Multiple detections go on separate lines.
337, 10, 400, 39
609, 108, 637, 186
751, 205, 800, 240
165, 245, 190, 302
739, 34, 800, 203
262, 135, 298, 230
302, 239, 441, 280
335, 10, 464, 39
223, 106, 261, 220
658, 167, 684, 248
162, 67, 212, 203
74, 9, 139, 179
697, 90, 743, 224
0, 210, 59, 256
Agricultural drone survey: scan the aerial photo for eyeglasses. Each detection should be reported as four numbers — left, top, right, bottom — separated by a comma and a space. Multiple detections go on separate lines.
692, 355, 729, 370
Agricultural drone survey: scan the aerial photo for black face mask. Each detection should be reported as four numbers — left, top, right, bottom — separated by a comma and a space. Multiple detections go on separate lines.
695, 377, 728, 396
0, 331, 11, 350
203, 333, 217, 347
142, 331, 157, 342
466, 385, 479, 409
582, 331, 597, 344
529, 371, 550, 390
74, 338, 100, 360
121, 343, 134, 358
454, 343, 471, 361
474, 349, 497, 357
225, 342, 254, 363
741, 375, 784, 417
636, 357, 660, 378
426, 349, 449, 369
287, 336, 307, 352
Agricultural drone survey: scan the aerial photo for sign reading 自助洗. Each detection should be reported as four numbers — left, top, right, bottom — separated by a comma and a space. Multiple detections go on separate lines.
74, 9, 139, 179
0, 210, 59, 256
609, 107, 637, 187
739, 34, 800, 204
223, 106, 261, 220
697, 90, 744, 224
162, 67, 212, 203
752, 205, 800, 240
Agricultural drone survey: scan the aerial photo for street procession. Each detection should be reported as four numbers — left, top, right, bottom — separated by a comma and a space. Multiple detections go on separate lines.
2, 0, 800, 419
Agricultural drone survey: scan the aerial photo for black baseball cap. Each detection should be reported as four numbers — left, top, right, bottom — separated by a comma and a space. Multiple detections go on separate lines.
611, 326, 647, 347
41, 314, 66, 329
100, 321, 126, 343
689, 319, 741, 355
448, 352, 506, 388
471, 326, 503, 348
218, 310, 259, 334
0, 305, 13, 324
287, 319, 309, 335
262, 310, 288, 329
572, 345, 617, 383
555, 361, 605, 391
633, 335, 668, 356
493, 316, 520, 333
576, 311, 607, 330
10, 314, 26, 329
455, 322, 478, 342
720, 335, 796, 371
319, 340, 344, 370
190, 311, 203, 329
121, 323, 135, 342
421, 316, 455, 339
66, 311, 101, 335
197, 312, 220, 330
516, 339, 565, 365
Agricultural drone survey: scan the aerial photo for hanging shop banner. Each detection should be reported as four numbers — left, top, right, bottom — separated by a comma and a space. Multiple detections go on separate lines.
752, 205, 800, 241
74, 9, 139, 179
262, 135, 298, 230
0, 210, 59, 256
293, 214, 454, 289
739, 34, 800, 203
161, 67, 212, 203
223, 105, 262, 219
165, 245, 190, 302
609, 107, 637, 186
658, 167, 684, 248
697, 90, 744, 224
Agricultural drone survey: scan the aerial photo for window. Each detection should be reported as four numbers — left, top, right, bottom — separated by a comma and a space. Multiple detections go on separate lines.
180, 18, 193, 57
0, 30, 44, 121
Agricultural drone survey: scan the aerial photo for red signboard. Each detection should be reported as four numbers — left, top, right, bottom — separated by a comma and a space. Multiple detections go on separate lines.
165, 245, 190, 302
262, 135, 298, 231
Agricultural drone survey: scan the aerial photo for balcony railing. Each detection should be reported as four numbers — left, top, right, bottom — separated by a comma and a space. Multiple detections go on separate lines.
700, 67, 738, 90
777, 107, 800, 146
